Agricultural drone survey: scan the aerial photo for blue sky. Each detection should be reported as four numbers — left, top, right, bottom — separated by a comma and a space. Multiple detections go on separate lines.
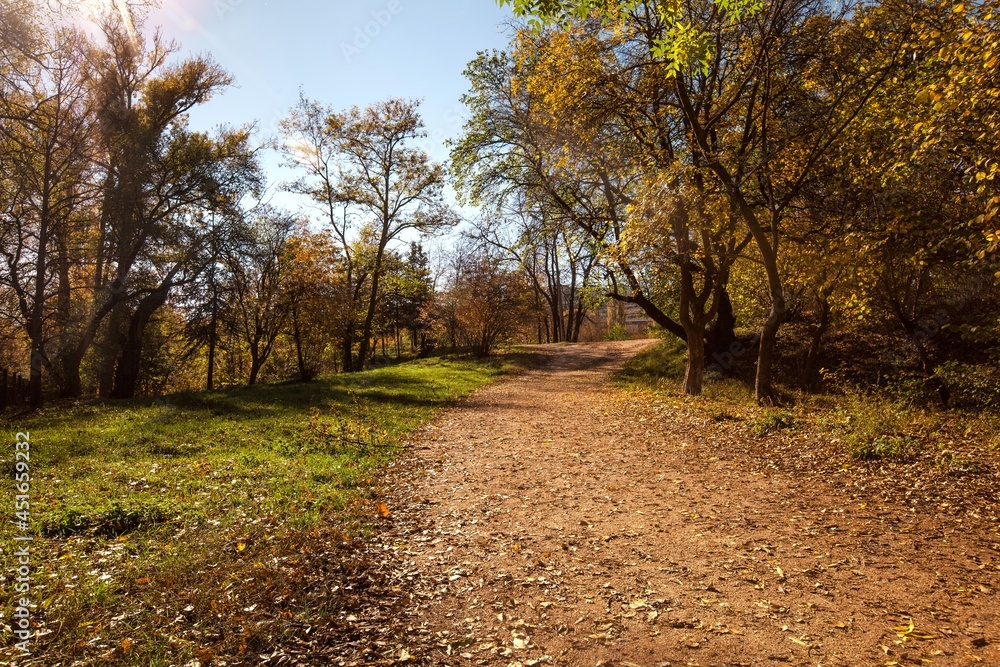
142, 0, 516, 209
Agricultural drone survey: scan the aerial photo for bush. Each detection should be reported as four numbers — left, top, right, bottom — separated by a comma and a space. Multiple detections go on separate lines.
752, 409, 795, 436
604, 324, 629, 341
835, 396, 923, 460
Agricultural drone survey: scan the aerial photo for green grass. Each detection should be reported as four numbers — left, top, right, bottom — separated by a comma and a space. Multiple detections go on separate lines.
613, 337, 689, 388
0, 355, 516, 665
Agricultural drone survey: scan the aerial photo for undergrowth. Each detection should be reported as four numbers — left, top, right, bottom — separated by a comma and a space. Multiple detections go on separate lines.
614, 339, 1000, 465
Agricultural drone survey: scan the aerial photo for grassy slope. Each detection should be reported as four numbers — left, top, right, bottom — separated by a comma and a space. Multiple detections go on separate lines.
0, 356, 515, 665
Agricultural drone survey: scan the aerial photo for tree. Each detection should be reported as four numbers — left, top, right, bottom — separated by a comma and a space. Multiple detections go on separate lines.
435, 244, 533, 357
453, 36, 747, 394
51, 17, 252, 398
0, 28, 94, 406
903, 0, 1000, 271
282, 224, 350, 381
330, 99, 456, 368
451, 49, 693, 347
224, 209, 294, 386
106, 125, 259, 399
496, 0, 911, 402
471, 203, 597, 345
282, 97, 456, 371
375, 242, 434, 358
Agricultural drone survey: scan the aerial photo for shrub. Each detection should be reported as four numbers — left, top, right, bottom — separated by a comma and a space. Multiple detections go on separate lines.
836, 395, 923, 460
604, 324, 629, 341
752, 409, 795, 436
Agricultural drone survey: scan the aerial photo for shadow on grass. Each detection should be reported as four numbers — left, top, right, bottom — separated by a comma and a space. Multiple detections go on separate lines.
9, 356, 518, 469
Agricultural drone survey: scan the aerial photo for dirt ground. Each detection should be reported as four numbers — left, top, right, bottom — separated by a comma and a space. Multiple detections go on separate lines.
338, 341, 999, 667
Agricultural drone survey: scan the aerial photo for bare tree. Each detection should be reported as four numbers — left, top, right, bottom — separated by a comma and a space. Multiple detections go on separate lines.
0, 28, 94, 406
282, 97, 456, 370
224, 208, 294, 386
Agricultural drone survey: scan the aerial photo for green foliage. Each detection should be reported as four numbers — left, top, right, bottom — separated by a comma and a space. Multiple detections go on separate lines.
497, 0, 764, 74
936, 360, 1000, 410
604, 323, 630, 341
830, 397, 921, 461
752, 409, 795, 437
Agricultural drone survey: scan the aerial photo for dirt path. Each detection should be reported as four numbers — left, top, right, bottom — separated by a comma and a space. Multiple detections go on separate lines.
347, 341, 999, 667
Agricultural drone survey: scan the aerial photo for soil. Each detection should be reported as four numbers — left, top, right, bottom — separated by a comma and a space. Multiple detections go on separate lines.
336, 341, 1000, 667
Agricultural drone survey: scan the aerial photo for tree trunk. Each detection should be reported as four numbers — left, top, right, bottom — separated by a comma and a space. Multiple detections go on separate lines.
552, 245, 564, 343
341, 321, 355, 373
292, 306, 310, 382
804, 298, 831, 390
207, 303, 218, 391
682, 326, 706, 396
908, 325, 950, 408
97, 303, 126, 397
358, 246, 386, 370
56, 348, 84, 398
53, 278, 126, 398
756, 295, 785, 405
110, 286, 170, 399
676, 224, 706, 396
28, 349, 44, 409
707, 288, 737, 359
566, 274, 578, 342
248, 347, 263, 386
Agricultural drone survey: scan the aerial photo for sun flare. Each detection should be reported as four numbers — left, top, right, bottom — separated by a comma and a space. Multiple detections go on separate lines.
71, 0, 138, 37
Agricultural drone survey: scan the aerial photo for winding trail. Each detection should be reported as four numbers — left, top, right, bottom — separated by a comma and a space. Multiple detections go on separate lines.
352, 341, 998, 666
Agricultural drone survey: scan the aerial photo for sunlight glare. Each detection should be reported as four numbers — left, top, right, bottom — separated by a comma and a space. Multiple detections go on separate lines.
70, 0, 138, 38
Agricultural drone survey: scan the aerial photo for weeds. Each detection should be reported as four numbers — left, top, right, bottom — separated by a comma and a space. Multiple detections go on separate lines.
851, 434, 919, 460
752, 409, 795, 437
604, 324, 630, 341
